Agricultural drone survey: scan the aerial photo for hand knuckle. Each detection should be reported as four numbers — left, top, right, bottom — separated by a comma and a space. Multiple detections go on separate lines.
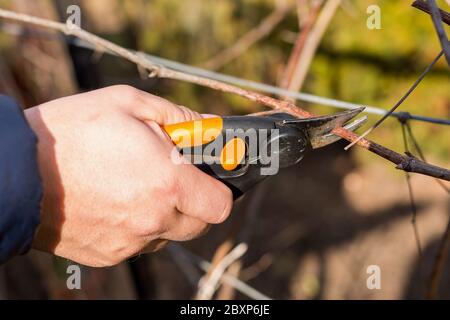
126, 215, 155, 236
113, 85, 142, 104
146, 217, 166, 235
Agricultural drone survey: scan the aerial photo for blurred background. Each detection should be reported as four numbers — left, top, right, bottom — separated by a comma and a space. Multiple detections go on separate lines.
0, 0, 449, 299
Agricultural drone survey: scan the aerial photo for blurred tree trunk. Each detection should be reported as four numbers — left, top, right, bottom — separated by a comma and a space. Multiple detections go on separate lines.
80, 0, 126, 34
0, 55, 25, 106
9, 0, 78, 105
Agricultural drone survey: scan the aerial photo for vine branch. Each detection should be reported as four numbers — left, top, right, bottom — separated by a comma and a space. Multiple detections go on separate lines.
412, 0, 450, 25
0, 8, 449, 181
195, 243, 248, 300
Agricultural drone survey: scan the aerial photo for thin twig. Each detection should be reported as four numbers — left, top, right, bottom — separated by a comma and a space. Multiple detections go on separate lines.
131, 39, 449, 125
134, 46, 450, 125
1, 9, 449, 181
167, 244, 271, 300
406, 171, 423, 278
216, 182, 271, 299
282, 0, 340, 93
279, 0, 323, 93
198, 260, 271, 300
204, 0, 291, 70
197, 238, 235, 298
195, 243, 248, 300
196, 185, 269, 300
216, 262, 242, 299
404, 122, 450, 193
400, 123, 423, 259
426, 0, 450, 66
3, 23, 449, 125
345, 50, 444, 150
412, 0, 450, 25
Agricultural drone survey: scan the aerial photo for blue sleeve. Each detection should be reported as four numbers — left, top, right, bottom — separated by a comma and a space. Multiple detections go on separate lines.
0, 95, 42, 264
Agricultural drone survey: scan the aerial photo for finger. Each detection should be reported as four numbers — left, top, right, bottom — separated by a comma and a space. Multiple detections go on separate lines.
161, 212, 210, 242
140, 214, 210, 253
122, 87, 202, 124
201, 113, 218, 118
174, 163, 234, 224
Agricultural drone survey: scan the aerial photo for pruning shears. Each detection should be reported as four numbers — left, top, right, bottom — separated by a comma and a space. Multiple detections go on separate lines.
163, 107, 367, 199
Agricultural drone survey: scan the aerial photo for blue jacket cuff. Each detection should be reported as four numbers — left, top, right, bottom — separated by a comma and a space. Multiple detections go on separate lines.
0, 95, 42, 264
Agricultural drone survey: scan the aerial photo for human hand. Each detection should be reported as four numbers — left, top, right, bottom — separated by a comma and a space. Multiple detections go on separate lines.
25, 85, 233, 267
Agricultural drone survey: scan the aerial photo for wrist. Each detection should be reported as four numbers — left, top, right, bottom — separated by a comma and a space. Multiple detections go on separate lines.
24, 107, 57, 253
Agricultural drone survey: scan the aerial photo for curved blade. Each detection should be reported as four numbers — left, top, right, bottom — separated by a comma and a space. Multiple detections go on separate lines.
310, 115, 367, 149
279, 107, 366, 149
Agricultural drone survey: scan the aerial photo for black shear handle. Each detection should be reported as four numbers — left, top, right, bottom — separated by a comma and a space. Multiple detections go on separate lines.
164, 114, 309, 198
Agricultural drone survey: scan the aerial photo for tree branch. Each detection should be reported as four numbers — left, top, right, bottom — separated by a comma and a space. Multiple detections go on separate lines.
167, 243, 271, 300
204, 0, 291, 70
195, 243, 248, 300
0, 8, 449, 181
412, 0, 450, 26
279, 0, 323, 92
426, 0, 450, 66
280, 0, 340, 93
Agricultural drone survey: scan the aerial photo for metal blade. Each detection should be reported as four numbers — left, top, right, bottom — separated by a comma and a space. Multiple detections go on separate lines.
310, 115, 367, 149
280, 107, 365, 139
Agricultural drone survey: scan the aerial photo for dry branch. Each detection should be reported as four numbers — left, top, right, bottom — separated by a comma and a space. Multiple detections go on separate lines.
204, 1, 291, 70
196, 238, 235, 299
426, 0, 450, 66
412, 0, 450, 26
216, 182, 271, 299
345, 50, 444, 150
411, 0, 450, 290
167, 243, 271, 300
0, 8, 449, 181
279, 0, 323, 92
195, 243, 248, 300
281, 0, 340, 92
